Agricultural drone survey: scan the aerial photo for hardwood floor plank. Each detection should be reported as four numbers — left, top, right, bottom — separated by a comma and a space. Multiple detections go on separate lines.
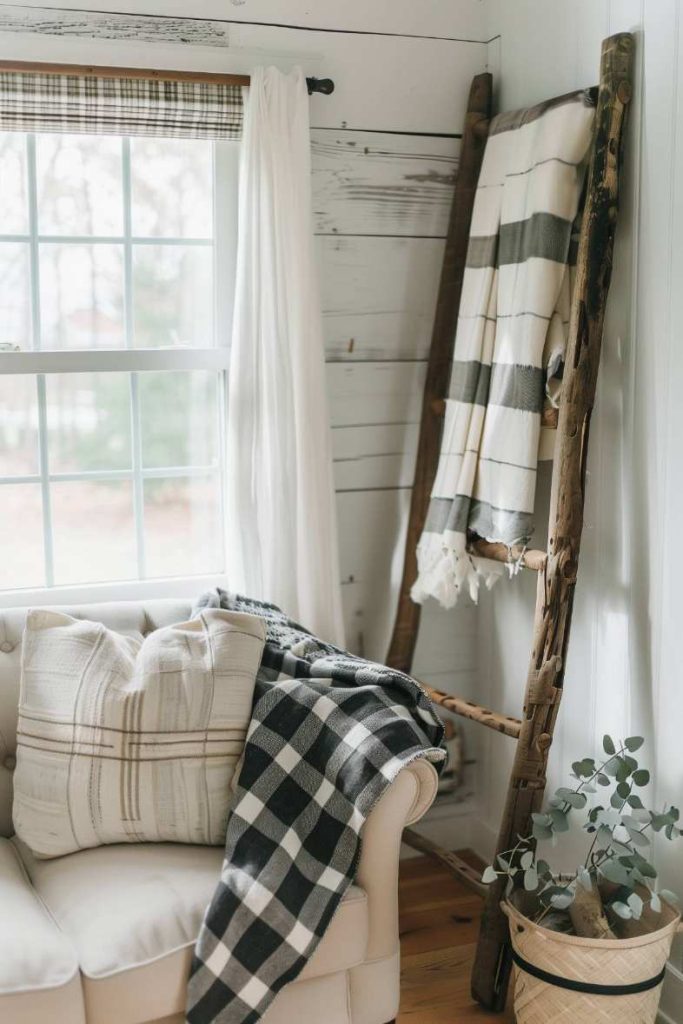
397, 854, 514, 1022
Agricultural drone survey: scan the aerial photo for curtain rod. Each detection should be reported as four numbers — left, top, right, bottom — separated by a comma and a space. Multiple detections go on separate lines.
0, 59, 335, 95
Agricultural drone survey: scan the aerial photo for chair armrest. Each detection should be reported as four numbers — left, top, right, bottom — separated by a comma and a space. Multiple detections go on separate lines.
355, 760, 439, 961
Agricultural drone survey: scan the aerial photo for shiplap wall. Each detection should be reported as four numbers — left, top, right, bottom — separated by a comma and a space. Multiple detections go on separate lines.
0, 1, 488, 699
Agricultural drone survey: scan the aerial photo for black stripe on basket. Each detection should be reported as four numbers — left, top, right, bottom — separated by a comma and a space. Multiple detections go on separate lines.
512, 949, 666, 996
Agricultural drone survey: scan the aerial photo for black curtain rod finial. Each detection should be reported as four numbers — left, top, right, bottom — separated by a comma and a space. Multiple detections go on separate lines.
306, 77, 335, 96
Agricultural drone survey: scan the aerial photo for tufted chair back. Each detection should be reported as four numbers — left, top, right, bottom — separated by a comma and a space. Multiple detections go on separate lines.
0, 598, 193, 837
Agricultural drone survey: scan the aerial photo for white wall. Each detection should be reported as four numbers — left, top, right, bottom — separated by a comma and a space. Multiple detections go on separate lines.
480, 1, 683, 1015
0, 1, 488, 699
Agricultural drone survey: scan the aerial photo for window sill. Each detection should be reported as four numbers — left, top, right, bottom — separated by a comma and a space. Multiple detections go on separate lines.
0, 574, 229, 610
0, 348, 230, 374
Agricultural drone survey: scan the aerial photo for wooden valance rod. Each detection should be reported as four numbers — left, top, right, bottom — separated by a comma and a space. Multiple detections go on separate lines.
0, 59, 335, 96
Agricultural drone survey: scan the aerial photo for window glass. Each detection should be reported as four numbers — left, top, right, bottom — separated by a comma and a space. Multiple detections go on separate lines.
0, 242, 31, 350
0, 133, 28, 233
0, 131, 229, 591
132, 245, 213, 348
130, 136, 213, 238
36, 133, 124, 236
40, 243, 125, 350
0, 374, 37, 477
0, 484, 45, 589
139, 370, 219, 468
144, 476, 222, 579
46, 372, 132, 473
51, 479, 137, 585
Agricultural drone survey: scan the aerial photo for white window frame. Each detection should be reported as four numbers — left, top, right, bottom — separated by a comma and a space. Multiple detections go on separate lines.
0, 135, 239, 607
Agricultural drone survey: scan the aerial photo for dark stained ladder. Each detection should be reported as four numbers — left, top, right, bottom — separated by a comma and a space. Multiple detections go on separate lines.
385, 32, 635, 1013
386, 70, 493, 676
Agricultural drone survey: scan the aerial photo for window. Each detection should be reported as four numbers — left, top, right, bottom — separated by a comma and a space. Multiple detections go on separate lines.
0, 131, 238, 593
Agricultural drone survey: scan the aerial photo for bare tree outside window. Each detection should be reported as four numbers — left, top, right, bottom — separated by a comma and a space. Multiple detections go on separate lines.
0, 131, 237, 592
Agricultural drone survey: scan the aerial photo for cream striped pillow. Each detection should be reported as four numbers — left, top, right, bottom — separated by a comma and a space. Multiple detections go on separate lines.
13, 607, 266, 858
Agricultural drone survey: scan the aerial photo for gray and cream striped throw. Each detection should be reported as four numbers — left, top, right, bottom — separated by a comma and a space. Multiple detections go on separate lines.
412, 90, 596, 609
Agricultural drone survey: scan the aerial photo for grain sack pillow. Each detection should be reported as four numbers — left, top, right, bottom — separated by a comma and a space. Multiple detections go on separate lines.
13, 607, 266, 858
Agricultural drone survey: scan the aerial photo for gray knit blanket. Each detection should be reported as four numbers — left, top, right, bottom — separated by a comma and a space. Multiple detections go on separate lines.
186, 590, 445, 1024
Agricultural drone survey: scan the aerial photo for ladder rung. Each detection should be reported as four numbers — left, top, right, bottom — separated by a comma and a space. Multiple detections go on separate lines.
468, 539, 547, 572
422, 686, 522, 739
402, 827, 487, 897
431, 397, 559, 429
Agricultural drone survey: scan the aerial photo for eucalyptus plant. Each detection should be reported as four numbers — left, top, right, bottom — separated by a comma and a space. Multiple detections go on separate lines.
482, 736, 681, 930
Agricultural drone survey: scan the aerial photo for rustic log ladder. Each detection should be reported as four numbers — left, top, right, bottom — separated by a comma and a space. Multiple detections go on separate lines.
385, 33, 634, 1012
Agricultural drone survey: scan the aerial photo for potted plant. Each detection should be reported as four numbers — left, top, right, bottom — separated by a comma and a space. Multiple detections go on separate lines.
482, 735, 682, 1022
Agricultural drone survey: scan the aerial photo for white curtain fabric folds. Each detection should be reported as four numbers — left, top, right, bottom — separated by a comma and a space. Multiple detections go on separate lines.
226, 66, 345, 646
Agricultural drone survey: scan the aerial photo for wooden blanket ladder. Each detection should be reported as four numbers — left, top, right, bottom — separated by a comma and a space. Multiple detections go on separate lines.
385, 33, 634, 1012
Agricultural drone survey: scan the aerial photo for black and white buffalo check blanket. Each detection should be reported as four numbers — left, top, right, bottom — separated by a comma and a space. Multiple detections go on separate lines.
186, 590, 446, 1024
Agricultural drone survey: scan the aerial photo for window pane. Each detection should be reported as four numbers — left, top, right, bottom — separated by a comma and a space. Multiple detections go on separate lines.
133, 245, 213, 348
144, 476, 222, 578
0, 374, 39, 476
51, 480, 136, 584
0, 242, 31, 350
40, 243, 125, 349
0, 133, 28, 234
36, 133, 123, 237
139, 371, 219, 468
46, 373, 131, 472
130, 137, 213, 238
0, 484, 44, 589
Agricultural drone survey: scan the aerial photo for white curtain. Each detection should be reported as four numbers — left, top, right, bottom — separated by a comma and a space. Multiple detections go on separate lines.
225, 66, 345, 646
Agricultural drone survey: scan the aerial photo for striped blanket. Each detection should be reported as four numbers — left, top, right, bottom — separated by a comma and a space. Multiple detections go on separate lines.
412, 91, 596, 609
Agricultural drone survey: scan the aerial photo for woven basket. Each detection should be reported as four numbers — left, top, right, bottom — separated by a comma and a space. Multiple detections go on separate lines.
503, 894, 681, 1023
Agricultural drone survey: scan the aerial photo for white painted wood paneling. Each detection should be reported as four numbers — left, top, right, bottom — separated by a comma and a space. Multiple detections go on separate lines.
0, 5, 231, 44
319, 236, 444, 361
0, 18, 486, 133
333, 452, 411, 492
332, 423, 418, 462
336, 485, 477, 673
311, 130, 458, 237
0, 27, 325, 80
326, 361, 425, 427
419, 667, 479, 697
3, 1, 489, 41
332, 422, 418, 492
336, 486, 409, 659
635, 5, 683, 990
413, 602, 478, 676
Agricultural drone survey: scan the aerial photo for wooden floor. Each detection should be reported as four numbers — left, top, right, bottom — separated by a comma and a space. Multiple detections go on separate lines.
397, 854, 515, 1024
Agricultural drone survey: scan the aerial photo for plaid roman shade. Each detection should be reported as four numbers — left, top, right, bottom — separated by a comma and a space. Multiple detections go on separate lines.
0, 70, 244, 139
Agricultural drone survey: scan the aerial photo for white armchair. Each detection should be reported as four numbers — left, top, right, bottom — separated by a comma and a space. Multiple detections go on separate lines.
0, 599, 439, 1024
